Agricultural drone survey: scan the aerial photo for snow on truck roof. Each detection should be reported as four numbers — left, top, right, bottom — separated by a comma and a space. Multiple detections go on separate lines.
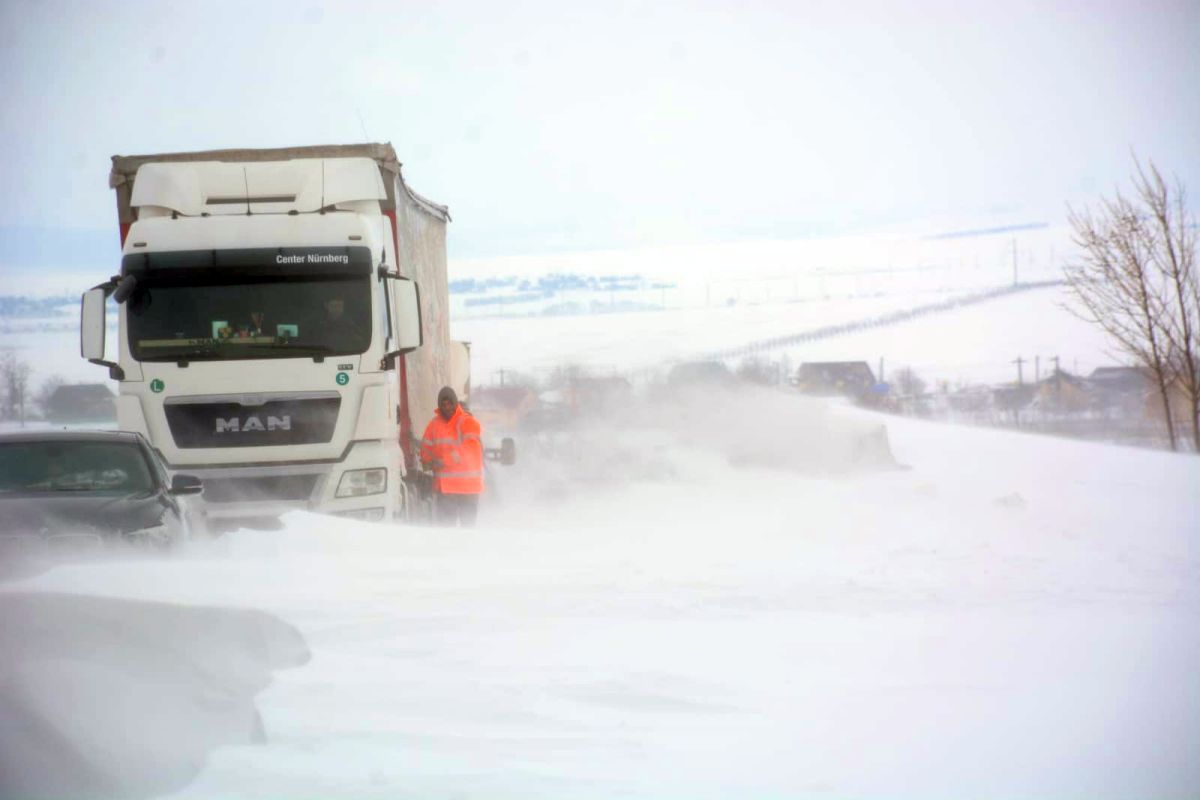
110, 142, 449, 224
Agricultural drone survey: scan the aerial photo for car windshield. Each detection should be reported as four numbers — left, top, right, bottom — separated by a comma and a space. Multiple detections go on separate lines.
0, 441, 155, 493
124, 248, 372, 362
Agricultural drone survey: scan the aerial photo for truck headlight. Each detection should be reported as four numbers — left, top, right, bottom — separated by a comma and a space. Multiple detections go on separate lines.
336, 468, 387, 498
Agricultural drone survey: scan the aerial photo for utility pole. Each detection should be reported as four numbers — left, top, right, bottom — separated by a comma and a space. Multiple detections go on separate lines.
1011, 356, 1026, 429
878, 357, 885, 383
1051, 356, 1062, 408
1035, 355, 1040, 383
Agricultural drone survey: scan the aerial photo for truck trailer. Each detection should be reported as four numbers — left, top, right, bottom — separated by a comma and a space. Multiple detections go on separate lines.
81, 143, 461, 525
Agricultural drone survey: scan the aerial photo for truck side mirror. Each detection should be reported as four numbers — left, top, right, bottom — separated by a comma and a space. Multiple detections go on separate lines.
81, 288, 107, 360
81, 286, 125, 380
394, 278, 422, 351
381, 278, 423, 370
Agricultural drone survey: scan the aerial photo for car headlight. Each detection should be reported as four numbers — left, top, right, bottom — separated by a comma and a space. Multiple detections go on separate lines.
336, 468, 387, 498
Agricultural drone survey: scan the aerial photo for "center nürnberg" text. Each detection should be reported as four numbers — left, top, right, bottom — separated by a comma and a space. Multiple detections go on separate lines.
276, 254, 350, 264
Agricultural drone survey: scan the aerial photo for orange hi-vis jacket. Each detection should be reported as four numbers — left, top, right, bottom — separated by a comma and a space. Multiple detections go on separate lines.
419, 405, 484, 494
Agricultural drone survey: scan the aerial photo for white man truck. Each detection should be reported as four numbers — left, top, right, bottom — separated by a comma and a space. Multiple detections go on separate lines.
81, 143, 473, 525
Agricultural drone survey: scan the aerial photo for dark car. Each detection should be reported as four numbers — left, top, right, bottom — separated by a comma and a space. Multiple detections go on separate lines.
0, 430, 202, 554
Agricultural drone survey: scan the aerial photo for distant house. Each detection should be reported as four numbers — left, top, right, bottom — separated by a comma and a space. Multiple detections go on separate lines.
795, 361, 877, 400
1088, 366, 1154, 393
1085, 365, 1194, 430
44, 383, 116, 423
1087, 366, 1154, 417
1031, 369, 1091, 413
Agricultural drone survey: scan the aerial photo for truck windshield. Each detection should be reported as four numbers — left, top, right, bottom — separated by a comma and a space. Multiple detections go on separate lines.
123, 248, 373, 362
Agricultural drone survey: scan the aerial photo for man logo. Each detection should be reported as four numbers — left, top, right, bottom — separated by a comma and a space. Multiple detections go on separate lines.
215, 415, 292, 433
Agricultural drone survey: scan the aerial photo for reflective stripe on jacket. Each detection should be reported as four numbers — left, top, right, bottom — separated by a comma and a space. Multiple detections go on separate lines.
419, 406, 484, 494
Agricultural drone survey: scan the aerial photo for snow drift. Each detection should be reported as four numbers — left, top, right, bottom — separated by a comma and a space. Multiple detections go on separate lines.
0, 592, 309, 799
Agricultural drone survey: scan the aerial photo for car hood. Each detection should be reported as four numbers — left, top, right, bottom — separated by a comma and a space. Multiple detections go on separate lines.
0, 492, 168, 537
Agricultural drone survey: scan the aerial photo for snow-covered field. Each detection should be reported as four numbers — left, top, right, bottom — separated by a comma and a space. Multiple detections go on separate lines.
5, 399, 1198, 798
0, 282, 1111, 408
1, 224, 1076, 394
2, 229, 1197, 798
456, 283, 1112, 388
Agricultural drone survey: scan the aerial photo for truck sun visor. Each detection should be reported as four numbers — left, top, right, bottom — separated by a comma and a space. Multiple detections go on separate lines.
121, 246, 373, 283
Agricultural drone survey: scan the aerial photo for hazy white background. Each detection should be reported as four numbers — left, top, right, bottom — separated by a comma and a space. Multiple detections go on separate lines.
1, 0, 1198, 270
2, 3, 1199, 797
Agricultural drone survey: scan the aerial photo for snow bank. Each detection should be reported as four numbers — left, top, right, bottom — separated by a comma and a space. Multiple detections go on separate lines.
0, 592, 309, 799
1, 227, 1194, 796
5, 404, 1197, 798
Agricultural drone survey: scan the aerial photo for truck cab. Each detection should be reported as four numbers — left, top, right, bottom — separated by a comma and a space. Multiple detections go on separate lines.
82, 145, 452, 526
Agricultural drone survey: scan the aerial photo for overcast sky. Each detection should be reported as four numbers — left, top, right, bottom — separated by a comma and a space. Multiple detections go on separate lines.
1, 0, 1196, 270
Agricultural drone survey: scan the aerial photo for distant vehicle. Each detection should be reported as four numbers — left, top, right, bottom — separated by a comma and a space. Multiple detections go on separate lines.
0, 430, 202, 551
795, 361, 878, 400
666, 360, 736, 387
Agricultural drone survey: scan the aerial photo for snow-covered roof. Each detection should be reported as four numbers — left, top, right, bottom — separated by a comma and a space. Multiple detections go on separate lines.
1088, 366, 1153, 392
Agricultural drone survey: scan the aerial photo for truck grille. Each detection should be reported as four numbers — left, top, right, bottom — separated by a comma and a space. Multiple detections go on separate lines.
200, 474, 321, 504
164, 394, 341, 448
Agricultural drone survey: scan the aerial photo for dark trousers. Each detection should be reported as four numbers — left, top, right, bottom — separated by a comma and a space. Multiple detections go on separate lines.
434, 492, 479, 527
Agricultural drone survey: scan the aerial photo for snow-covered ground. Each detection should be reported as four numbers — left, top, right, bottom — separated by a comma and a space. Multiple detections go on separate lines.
2, 228, 1197, 797
5, 399, 1198, 798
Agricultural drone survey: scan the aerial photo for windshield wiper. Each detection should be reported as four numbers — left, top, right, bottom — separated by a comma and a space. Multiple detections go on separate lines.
193, 341, 340, 363
140, 340, 343, 363
133, 343, 222, 363
263, 341, 333, 351
253, 342, 336, 361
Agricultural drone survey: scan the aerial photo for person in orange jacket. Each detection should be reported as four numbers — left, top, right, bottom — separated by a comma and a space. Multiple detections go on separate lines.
419, 386, 484, 526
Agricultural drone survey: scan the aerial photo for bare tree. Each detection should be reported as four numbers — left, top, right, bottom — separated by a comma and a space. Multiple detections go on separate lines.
1065, 158, 1198, 452
1, 352, 33, 425
1137, 162, 1200, 451
893, 366, 926, 397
